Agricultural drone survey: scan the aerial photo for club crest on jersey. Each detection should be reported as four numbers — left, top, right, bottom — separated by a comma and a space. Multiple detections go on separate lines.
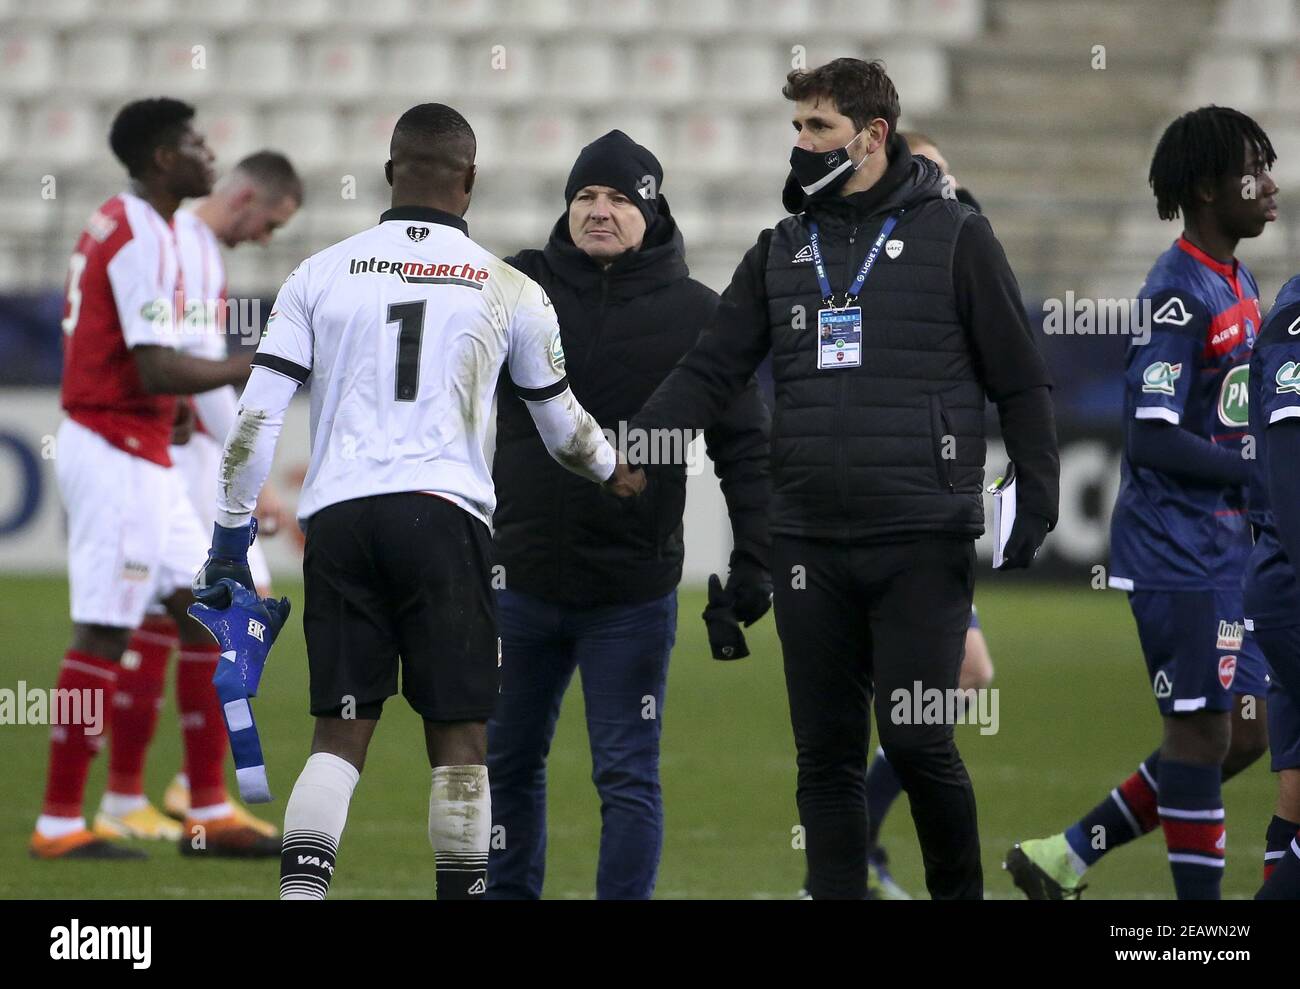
406, 226, 429, 242
1141, 360, 1182, 396
1277, 361, 1300, 395
1217, 365, 1249, 426
1152, 296, 1192, 326
1218, 656, 1237, 690
1216, 619, 1244, 651
549, 330, 566, 373
793, 244, 814, 264
885, 239, 904, 259
1153, 670, 1173, 698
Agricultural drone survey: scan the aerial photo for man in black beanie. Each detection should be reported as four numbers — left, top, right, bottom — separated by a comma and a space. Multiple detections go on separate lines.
486, 130, 773, 898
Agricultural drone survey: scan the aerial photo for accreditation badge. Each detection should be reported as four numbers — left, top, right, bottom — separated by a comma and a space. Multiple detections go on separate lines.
816, 306, 863, 370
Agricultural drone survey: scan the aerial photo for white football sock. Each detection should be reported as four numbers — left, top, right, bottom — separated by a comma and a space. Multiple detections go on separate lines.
36, 815, 86, 839
100, 793, 148, 817
281, 752, 359, 900
428, 764, 491, 899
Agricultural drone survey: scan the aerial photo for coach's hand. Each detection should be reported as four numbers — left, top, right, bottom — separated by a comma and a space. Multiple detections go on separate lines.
725, 558, 772, 627
604, 461, 647, 498
193, 519, 259, 606
999, 512, 1051, 570
703, 574, 749, 660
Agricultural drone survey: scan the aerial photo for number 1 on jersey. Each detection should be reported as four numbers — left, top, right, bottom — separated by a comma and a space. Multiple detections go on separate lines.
389, 299, 426, 402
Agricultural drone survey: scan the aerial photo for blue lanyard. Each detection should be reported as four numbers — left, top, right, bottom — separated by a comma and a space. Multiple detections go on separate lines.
807, 212, 901, 309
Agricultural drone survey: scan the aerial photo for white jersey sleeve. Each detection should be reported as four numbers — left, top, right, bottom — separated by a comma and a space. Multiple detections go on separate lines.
506, 277, 615, 482
251, 262, 313, 385
108, 223, 178, 349
215, 366, 299, 527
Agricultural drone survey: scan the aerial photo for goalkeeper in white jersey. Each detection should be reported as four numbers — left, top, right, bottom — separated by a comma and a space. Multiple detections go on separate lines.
194, 104, 644, 900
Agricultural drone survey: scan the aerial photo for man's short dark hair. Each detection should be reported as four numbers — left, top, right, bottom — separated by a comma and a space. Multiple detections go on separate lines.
390, 103, 476, 177
1149, 105, 1276, 220
782, 58, 900, 137
236, 150, 304, 206
109, 98, 196, 179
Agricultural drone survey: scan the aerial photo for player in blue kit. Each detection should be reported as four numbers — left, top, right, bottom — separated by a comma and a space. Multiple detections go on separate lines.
1006, 107, 1278, 899
1243, 275, 1300, 899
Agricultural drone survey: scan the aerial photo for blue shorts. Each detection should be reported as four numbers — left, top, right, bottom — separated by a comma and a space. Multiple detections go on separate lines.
1129, 589, 1270, 715
1249, 623, 1300, 771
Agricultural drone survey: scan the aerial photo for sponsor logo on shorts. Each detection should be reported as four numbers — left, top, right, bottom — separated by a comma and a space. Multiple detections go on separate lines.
1153, 669, 1173, 698
122, 559, 149, 581
1218, 655, 1237, 690
468, 877, 487, 894
1216, 619, 1245, 651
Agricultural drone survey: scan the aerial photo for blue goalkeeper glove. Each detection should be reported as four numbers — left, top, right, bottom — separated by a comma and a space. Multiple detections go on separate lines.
193, 518, 259, 605
188, 578, 291, 804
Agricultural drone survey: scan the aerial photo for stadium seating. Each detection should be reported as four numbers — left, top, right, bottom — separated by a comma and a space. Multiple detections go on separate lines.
1, 0, 1298, 305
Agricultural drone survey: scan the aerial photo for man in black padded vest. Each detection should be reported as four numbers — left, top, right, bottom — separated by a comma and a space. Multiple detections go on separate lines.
630, 58, 1060, 899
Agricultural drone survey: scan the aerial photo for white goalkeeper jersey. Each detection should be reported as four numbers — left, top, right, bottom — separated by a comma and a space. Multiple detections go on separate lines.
245, 206, 608, 525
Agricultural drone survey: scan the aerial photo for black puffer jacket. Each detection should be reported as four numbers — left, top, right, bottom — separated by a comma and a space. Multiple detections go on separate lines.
492, 200, 772, 606
631, 135, 1059, 541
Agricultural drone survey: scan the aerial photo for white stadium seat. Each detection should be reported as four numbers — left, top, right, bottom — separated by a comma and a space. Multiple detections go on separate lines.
170, 0, 255, 27
510, 110, 582, 173
876, 45, 949, 115
586, 110, 668, 163
202, 104, 265, 167
575, 0, 657, 33
1186, 49, 1267, 110
1272, 51, 1300, 109
306, 37, 379, 99
0, 105, 17, 164
546, 41, 620, 102
628, 42, 701, 104
466, 39, 542, 101
338, 0, 413, 30
739, 0, 819, 31
223, 35, 298, 99
506, 0, 577, 32
409, 0, 495, 30
704, 42, 787, 105
665, 0, 736, 33
262, 107, 342, 173
669, 110, 745, 177
64, 32, 138, 97
145, 35, 220, 98
261, 0, 333, 28
0, 30, 56, 95
1216, 0, 1297, 43
19, 0, 93, 25
824, 0, 898, 35
382, 39, 458, 100
21, 103, 100, 168
91, 0, 172, 24
900, 0, 984, 39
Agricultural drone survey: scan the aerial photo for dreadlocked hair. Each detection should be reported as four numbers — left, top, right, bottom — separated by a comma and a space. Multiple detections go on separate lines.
1149, 105, 1275, 220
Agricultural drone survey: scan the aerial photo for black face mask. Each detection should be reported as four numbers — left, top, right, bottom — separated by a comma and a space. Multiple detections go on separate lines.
788, 130, 868, 201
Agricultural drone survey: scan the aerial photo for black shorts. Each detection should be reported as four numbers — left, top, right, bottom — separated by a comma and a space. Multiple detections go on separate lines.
303, 492, 498, 722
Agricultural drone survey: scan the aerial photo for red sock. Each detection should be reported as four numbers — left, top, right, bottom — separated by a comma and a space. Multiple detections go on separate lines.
41, 651, 119, 818
107, 616, 175, 796
176, 641, 228, 810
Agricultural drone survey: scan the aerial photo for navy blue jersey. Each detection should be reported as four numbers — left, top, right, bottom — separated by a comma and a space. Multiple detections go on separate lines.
1109, 237, 1262, 591
1244, 275, 1300, 629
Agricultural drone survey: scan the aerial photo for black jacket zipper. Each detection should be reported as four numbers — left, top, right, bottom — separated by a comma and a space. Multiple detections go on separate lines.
836, 224, 858, 517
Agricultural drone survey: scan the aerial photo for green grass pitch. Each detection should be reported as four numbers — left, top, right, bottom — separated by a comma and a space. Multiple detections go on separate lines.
0, 575, 1277, 899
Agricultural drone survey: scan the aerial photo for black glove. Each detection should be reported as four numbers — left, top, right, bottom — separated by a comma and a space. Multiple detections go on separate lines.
999, 512, 1051, 570
725, 558, 772, 627
193, 519, 259, 606
703, 573, 749, 660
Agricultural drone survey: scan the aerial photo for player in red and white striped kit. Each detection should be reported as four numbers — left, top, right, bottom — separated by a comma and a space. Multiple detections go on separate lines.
30, 98, 270, 859
88, 152, 304, 849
